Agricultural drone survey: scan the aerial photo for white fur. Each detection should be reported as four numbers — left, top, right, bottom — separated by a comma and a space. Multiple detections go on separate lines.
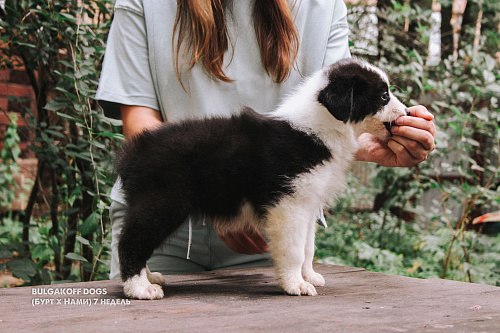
123, 267, 165, 300
361, 61, 390, 84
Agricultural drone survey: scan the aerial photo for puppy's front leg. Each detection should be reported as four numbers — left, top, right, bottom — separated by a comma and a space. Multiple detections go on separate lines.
265, 206, 317, 296
302, 221, 325, 287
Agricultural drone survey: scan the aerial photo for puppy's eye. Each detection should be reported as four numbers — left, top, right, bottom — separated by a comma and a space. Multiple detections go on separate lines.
382, 92, 389, 101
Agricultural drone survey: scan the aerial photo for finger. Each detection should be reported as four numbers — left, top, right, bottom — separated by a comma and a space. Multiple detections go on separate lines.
237, 233, 267, 254
219, 232, 268, 255
220, 233, 254, 254
387, 139, 423, 167
217, 233, 243, 253
390, 135, 430, 163
391, 123, 436, 152
246, 230, 269, 253
395, 114, 436, 138
407, 105, 434, 121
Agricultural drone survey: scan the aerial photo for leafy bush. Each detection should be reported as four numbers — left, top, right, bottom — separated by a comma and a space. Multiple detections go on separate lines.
0, 0, 120, 285
0, 114, 21, 209
316, 174, 500, 286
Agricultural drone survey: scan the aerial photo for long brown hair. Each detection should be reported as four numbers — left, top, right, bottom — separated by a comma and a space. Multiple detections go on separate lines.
173, 0, 299, 84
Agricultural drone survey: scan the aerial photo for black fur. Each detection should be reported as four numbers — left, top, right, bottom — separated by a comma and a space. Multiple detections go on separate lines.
317, 58, 390, 123
116, 108, 332, 281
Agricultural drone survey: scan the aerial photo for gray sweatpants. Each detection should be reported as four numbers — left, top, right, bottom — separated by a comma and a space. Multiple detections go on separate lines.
109, 201, 272, 279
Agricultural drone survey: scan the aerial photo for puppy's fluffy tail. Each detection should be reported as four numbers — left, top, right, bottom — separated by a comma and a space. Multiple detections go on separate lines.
115, 129, 159, 194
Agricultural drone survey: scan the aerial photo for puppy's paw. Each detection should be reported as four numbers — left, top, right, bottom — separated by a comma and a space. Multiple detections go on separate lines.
303, 271, 325, 287
124, 282, 164, 300
123, 270, 165, 300
147, 271, 167, 286
280, 280, 317, 296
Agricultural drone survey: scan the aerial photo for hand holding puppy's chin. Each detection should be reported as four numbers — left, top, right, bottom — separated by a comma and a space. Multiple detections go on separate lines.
355, 132, 407, 168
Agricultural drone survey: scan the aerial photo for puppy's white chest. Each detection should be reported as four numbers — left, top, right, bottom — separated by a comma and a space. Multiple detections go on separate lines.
290, 157, 350, 210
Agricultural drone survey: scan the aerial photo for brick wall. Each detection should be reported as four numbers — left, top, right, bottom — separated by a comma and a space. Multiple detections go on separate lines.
0, 61, 38, 211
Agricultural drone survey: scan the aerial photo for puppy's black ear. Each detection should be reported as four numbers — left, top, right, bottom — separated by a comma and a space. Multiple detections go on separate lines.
317, 78, 354, 123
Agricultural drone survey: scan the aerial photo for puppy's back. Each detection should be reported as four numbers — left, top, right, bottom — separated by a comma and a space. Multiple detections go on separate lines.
116, 107, 332, 216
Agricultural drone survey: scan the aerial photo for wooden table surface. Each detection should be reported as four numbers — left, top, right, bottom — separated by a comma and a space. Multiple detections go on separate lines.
1, 264, 499, 332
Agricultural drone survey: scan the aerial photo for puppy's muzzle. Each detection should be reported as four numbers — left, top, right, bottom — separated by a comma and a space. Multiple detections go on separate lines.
383, 121, 393, 134
383, 109, 410, 136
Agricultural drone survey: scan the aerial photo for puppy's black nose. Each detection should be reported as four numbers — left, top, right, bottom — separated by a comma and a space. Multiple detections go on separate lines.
405, 108, 410, 116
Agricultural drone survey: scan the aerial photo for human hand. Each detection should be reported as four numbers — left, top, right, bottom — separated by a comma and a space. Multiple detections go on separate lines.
356, 105, 436, 167
217, 229, 269, 255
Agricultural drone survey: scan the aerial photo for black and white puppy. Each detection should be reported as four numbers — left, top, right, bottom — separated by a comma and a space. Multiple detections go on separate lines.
116, 58, 408, 299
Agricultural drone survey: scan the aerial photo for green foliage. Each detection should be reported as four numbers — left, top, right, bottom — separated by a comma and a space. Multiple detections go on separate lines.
317, 0, 500, 286
316, 180, 500, 286
0, 0, 119, 285
0, 114, 21, 208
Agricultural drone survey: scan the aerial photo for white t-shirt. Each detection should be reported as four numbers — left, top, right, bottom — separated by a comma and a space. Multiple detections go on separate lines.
96, 0, 351, 203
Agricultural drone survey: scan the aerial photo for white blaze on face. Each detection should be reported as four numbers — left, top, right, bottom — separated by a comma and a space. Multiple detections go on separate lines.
352, 65, 408, 140
363, 92, 407, 140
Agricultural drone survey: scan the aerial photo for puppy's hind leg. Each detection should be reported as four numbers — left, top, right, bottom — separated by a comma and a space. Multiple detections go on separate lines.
123, 267, 164, 300
265, 204, 317, 296
119, 200, 186, 300
122, 266, 167, 300
146, 266, 167, 286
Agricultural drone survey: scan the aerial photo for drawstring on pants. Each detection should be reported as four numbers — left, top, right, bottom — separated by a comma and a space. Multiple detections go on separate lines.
187, 217, 193, 260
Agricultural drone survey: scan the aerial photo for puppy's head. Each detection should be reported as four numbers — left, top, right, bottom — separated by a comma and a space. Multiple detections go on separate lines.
317, 58, 408, 140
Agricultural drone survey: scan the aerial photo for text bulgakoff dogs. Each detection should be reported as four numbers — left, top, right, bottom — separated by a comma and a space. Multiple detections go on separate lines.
116, 58, 409, 299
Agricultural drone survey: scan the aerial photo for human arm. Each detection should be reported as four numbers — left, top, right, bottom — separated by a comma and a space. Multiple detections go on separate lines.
355, 105, 436, 167
120, 105, 163, 140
